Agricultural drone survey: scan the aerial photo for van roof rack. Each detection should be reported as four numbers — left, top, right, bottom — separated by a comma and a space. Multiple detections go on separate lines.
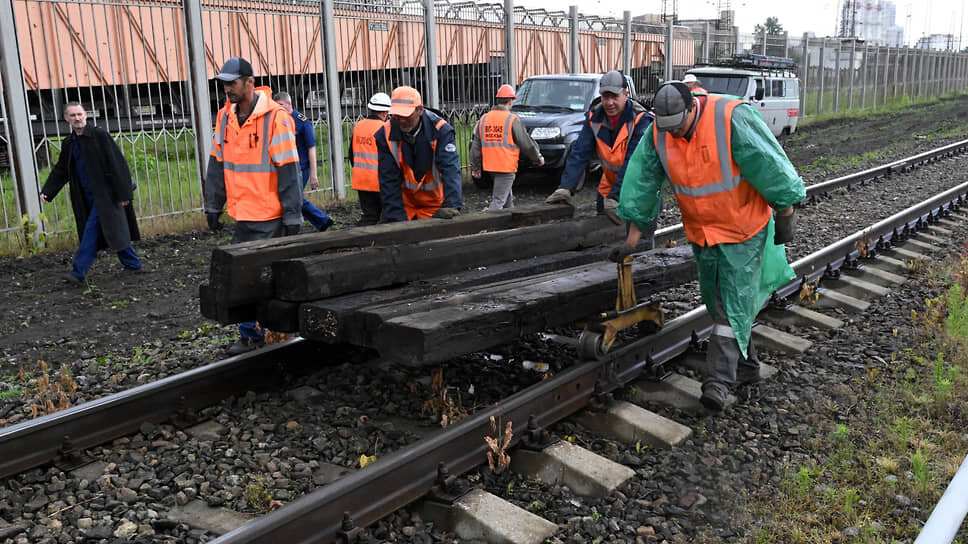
712, 53, 797, 71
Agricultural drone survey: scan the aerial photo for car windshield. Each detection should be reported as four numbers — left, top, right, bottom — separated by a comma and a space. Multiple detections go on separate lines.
690, 75, 749, 97
513, 79, 595, 112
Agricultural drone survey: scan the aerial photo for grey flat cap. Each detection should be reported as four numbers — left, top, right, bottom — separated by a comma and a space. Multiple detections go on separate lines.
599, 70, 627, 95
653, 82, 693, 131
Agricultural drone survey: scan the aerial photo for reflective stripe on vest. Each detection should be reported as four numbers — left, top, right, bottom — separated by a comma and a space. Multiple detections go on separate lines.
212, 93, 299, 222
351, 118, 384, 191
655, 99, 742, 198
653, 95, 771, 246
591, 111, 646, 197
385, 118, 448, 219
387, 118, 446, 192
479, 110, 519, 173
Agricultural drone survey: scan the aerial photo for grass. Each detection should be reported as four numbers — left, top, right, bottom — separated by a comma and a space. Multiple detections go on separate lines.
745, 250, 968, 543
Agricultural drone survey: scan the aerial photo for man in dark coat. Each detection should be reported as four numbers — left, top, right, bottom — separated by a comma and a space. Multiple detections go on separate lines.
41, 102, 142, 283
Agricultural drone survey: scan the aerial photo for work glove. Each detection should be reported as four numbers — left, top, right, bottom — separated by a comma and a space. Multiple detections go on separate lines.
284, 224, 301, 236
545, 188, 574, 207
603, 198, 622, 225
432, 207, 461, 219
206, 212, 221, 232
607, 242, 636, 263
773, 209, 797, 245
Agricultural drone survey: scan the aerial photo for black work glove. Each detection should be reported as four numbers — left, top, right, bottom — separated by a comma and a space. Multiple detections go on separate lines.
284, 224, 301, 236
773, 210, 797, 245
206, 212, 221, 232
432, 207, 461, 219
607, 242, 636, 263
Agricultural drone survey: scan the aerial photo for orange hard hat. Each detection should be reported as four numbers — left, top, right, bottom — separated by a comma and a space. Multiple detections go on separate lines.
496, 84, 516, 99
389, 86, 422, 116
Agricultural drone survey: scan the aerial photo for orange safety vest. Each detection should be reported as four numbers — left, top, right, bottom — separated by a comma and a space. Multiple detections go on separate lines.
386, 118, 447, 220
653, 95, 772, 247
591, 111, 648, 198
210, 87, 299, 221
478, 109, 519, 173
351, 118, 384, 191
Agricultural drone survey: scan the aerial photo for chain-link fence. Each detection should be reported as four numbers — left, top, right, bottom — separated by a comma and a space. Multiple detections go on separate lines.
2, 0, 968, 249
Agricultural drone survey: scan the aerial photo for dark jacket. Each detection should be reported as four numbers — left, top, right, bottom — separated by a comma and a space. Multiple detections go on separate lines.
374, 110, 462, 222
558, 97, 653, 200
41, 124, 140, 252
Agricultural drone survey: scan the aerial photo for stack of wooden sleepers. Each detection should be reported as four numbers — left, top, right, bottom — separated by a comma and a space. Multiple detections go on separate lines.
199, 205, 697, 365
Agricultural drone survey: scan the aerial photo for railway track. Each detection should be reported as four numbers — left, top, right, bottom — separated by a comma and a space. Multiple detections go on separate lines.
1, 140, 967, 543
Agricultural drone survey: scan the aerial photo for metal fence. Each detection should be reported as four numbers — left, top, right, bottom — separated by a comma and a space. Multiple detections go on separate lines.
2, 0, 968, 249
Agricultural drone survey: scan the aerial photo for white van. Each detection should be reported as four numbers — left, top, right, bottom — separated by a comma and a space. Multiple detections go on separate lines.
685, 55, 800, 137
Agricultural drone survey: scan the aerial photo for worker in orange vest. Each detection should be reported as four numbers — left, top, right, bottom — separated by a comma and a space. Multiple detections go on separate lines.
374, 86, 462, 221
470, 84, 544, 210
204, 57, 303, 355
614, 82, 805, 411
545, 71, 654, 232
683, 74, 708, 94
349, 92, 392, 225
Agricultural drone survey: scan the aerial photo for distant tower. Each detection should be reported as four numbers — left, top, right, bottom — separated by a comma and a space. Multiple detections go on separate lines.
838, 0, 857, 37
661, 0, 678, 23
717, 0, 732, 29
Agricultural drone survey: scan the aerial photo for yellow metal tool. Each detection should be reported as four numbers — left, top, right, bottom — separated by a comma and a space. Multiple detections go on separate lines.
578, 255, 664, 359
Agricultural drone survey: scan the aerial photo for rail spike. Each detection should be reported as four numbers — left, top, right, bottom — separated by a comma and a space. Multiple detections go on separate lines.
427, 461, 471, 504
336, 511, 362, 544
53, 434, 93, 472
520, 415, 558, 451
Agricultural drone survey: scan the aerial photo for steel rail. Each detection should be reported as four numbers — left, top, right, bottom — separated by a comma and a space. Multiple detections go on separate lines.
0, 141, 965, 538
212, 157, 968, 544
0, 338, 327, 479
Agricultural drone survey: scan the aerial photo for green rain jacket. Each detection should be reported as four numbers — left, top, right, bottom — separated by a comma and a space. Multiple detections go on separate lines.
617, 100, 806, 357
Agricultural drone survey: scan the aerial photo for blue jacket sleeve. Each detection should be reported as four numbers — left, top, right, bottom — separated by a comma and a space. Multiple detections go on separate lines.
558, 121, 596, 192
608, 113, 652, 201
435, 124, 463, 210
301, 119, 316, 149
376, 128, 407, 222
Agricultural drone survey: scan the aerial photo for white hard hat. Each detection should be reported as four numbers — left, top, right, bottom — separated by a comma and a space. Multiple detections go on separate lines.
683, 74, 698, 83
368, 92, 392, 112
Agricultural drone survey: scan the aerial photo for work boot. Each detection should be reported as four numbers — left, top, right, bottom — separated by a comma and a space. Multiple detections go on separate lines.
62, 273, 82, 284
700, 382, 728, 412
737, 362, 762, 385
227, 338, 265, 356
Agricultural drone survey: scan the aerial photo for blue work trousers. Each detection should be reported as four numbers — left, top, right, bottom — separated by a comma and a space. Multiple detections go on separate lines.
301, 168, 332, 231
71, 204, 141, 280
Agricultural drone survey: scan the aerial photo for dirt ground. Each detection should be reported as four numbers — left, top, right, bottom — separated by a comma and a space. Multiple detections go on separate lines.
1, 95, 966, 421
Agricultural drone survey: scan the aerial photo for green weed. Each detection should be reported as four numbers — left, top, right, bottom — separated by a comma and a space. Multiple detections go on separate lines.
832, 423, 850, 442
910, 449, 930, 494
110, 299, 131, 310
243, 474, 273, 513
0, 387, 24, 401
18, 213, 48, 256
946, 283, 968, 339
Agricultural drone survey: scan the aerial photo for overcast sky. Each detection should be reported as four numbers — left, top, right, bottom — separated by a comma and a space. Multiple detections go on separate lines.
508, 0, 967, 46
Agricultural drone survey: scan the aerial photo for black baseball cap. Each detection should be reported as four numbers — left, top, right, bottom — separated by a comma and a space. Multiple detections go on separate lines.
653, 82, 693, 131
215, 57, 254, 82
